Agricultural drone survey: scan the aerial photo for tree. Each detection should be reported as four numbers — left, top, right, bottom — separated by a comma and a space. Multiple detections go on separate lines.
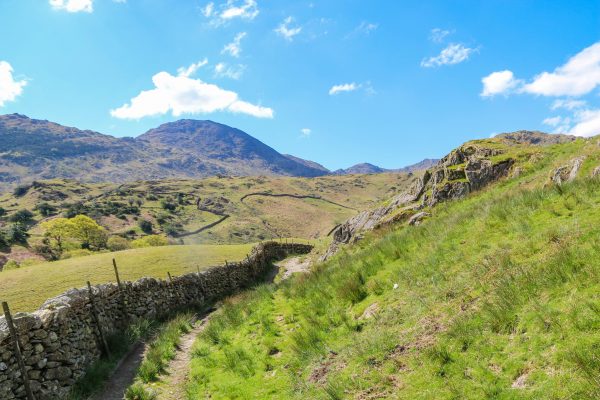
9, 209, 34, 224
13, 185, 30, 197
138, 219, 153, 234
0, 206, 5, 217
41, 218, 75, 253
41, 215, 108, 252
5, 223, 29, 244
36, 202, 57, 217
69, 215, 108, 250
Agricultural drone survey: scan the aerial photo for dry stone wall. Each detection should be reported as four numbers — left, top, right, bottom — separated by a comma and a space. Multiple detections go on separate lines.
0, 242, 311, 399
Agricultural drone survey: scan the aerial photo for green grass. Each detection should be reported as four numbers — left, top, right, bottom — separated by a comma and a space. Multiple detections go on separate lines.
123, 313, 195, 400
0, 244, 253, 313
185, 141, 600, 399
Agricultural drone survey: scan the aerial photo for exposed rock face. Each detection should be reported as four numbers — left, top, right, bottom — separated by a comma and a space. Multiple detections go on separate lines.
593, 166, 600, 177
496, 130, 577, 146
0, 242, 312, 399
550, 156, 585, 184
321, 144, 515, 260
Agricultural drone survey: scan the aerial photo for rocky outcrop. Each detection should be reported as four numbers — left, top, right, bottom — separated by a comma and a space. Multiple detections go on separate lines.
321, 144, 515, 260
550, 156, 585, 184
0, 242, 312, 399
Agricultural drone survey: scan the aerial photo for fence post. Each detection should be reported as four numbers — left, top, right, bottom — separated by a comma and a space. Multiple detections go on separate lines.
112, 258, 128, 324
86, 282, 111, 358
197, 266, 201, 274
2, 302, 35, 400
168, 272, 173, 283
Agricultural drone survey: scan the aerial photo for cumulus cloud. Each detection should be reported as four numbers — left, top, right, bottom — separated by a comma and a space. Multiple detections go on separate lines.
110, 62, 272, 119
214, 62, 245, 80
275, 17, 302, 41
49, 0, 93, 13
430, 28, 451, 43
421, 43, 476, 68
542, 116, 564, 127
0, 61, 27, 107
522, 42, 600, 96
329, 82, 359, 95
568, 108, 600, 137
222, 32, 247, 58
481, 70, 521, 97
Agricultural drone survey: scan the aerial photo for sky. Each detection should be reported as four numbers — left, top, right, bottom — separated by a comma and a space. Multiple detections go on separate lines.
0, 0, 599, 170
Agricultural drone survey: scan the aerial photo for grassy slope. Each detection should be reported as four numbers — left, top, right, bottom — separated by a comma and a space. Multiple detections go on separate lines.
185, 139, 600, 399
0, 174, 409, 251
0, 244, 252, 314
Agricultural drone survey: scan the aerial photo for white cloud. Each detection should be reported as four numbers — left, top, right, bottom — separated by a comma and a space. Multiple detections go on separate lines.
0, 61, 27, 107
421, 43, 476, 68
481, 70, 521, 97
430, 28, 451, 43
214, 62, 245, 80
300, 128, 311, 137
110, 63, 272, 119
220, 0, 258, 20
523, 42, 600, 96
222, 32, 247, 58
551, 98, 586, 111
542, 116, 564, 127
275, 17, 302, 41
176, 58, 208, 78
49, 0, 93, 13
568, 108, 600, 137
202, 2, 214, 17
329, 82, 360, 95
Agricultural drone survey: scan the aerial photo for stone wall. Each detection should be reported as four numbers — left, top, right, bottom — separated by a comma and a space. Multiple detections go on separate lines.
0, 242, 312, 399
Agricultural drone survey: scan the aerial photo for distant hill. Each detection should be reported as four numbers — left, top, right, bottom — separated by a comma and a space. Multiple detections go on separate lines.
334, 159, 439, 175
0, 114, 328, 187
496, 130, 577, 145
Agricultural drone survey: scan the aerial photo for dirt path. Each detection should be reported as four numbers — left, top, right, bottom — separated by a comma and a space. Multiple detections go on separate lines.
275, 256, 312, 280
152, 315, 211, 400
91, 342, 146, 400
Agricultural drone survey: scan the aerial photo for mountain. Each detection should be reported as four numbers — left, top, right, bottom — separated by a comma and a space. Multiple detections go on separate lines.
495, 130, 577, 145
334, 159, 440, 175
0, 114, 328, 187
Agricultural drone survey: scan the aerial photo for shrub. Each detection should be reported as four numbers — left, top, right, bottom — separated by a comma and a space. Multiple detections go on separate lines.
107, 236, 130, 252
125, 383, 157, 400
2, 260, 20, 271
138, 219, 153, 234
131, 235, 168, 248
35, 202, 57, 217
160, 199, 177, 211
9, 209, 34, 224
0, 206, 5, 217
13, 184, 30, 197
4, 223, 29, 244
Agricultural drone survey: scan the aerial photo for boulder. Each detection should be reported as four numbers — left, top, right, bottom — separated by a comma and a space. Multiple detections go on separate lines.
551, 156, 585, 184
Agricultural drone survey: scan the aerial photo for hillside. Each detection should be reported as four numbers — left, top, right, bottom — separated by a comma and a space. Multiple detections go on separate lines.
174, 133, 600, 399
0, 173, 412, 268
0, 114, 328, 187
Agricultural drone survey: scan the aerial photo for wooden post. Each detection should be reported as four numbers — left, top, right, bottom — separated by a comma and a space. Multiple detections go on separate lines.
197, 266, 201, 274
167, 272, 173, 283
112, 258, 128, 324
86, 282, 111, 358
2, 302, 35, 400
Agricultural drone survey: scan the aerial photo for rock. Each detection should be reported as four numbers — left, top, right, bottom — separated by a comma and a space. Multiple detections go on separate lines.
593, 166, 600, 177
360, 303, 379, 319
551, 156, 585, 184
408, 212, 430, 226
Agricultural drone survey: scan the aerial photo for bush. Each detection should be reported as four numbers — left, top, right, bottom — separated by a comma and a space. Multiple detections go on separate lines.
107, 236, 131, 252
4, 223, 29, 244
138, 219, 153, 234
125, 383, 157, 400
9, 209, 34, 224
35, 202, 57, 217
131, 235, 169, 248
2, 260, 20, 271
0, 206, 5, 217
160, 199, 177, 212
13, 184, 30, 197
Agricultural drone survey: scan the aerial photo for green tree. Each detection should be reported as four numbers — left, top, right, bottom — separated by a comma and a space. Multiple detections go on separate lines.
41, 218, 75, 253
69, 215, 108, 250
5, 223, 29, 244
0, 206, 6, 217
138, 219, 153, 234
36, 202, 57, 217
9, 209, 34, 224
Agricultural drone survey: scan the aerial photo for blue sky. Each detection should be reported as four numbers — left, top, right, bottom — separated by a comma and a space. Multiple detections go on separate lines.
0, 0, 599, 170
